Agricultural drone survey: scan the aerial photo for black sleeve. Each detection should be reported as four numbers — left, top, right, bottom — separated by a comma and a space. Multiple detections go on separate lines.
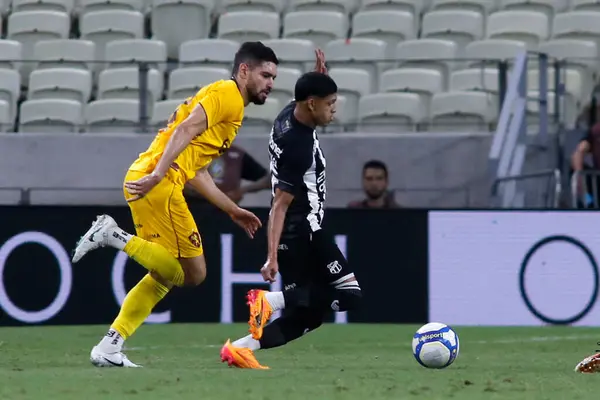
241, 152, 267, 181
274, 137, 312, 194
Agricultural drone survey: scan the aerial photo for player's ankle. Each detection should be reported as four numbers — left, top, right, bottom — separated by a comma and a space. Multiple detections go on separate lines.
107, 228, 133, 250
265, 292, 285, 311
97, 328, 125, 353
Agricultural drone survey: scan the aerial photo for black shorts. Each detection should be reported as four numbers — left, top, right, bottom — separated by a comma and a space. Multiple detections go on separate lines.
277, 229, 355, 291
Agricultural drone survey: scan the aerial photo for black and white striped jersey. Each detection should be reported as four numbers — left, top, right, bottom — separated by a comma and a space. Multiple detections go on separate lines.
268, 101, 326, 235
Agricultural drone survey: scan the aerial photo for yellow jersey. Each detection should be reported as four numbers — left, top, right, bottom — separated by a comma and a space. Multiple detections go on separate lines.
129, 79, 245, 186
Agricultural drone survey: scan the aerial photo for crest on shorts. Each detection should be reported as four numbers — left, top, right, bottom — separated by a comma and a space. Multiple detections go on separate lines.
327, 260, 342, 274
188, 231, 202, 248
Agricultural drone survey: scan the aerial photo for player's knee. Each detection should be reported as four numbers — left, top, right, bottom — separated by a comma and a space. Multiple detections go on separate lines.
334, 288, 362, 311
183, 267, 206, 286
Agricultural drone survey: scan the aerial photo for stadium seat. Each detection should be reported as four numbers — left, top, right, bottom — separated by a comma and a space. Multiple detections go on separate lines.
395, 39, 459, 87
270, 67, 301, 106
351, 11, 416, 57
0, 0, 8, 15
151, 0, 215, 59
168, 67, 230, 99
379, 68, 444, 107
221, 0, 284, 12
289, 0, 357, 14
0, 69, 21, 121
464, 39, 527, 67
97, 68, 164, 112
572, 0, 600, 11
217, 11, 280, 42
528, 69, 586, 106
79, 0, 145, 16
325, 38, 387, 89
7, 11, 70, 63
526, 91, 574, 128
19, 99, 83, 134
0, 40, 23, 72
329, 68, 372, 122
85, 99, 140, 133
358, 92, 425, 132
449, 68, 499, 93
179, 39, 238, 69
80, 10, 145, 63
430, 91, 497, 132
33, 40, 95, 72
283, 11, 349, 50
552, 12, 600, 48
0, 100, 13, 132
151, 99, 180, 130
431, 0, 497, 14
421, 10, 484, 52
537, 39, 598, 83
486, 10, 549, 49
28, 68, 92, 103
12, 0, 74, 13
499, 0, 567, 18
360, 0, 427, 15
262, 39, 316, 72
105, 39, 168, 72
240, 97, 280, 135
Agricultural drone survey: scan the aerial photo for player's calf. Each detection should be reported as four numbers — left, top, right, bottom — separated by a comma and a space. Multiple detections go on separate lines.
179, 256, 207, 286
329, 273, 362, 312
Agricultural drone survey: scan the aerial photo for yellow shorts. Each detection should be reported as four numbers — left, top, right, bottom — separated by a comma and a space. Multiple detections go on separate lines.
123, 170, 204, 259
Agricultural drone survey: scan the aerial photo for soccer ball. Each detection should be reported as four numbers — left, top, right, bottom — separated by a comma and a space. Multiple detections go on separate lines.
412, 322, 459, 369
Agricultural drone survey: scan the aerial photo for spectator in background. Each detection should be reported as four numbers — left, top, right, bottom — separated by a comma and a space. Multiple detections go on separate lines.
185, 145, 270, 205
347, 160, 400, 209
571, 122, 600, 208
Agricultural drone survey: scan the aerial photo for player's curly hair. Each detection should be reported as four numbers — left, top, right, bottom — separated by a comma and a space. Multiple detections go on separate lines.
232, 41, 279, 75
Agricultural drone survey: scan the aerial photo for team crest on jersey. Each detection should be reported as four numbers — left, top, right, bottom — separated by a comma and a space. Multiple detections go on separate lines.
188, 231, 202, 248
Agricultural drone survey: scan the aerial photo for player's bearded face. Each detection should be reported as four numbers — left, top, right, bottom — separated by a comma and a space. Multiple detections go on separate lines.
247, 62, 277, 105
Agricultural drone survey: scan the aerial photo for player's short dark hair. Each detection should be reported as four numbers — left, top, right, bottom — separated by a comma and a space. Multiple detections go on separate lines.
232, 41, 279, 75
363, 160, 388, 178
294, 72, 337, 102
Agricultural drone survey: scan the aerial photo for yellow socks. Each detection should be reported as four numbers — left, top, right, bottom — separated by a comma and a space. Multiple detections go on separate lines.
123, 236, 185, 287
111, 274, 170, 339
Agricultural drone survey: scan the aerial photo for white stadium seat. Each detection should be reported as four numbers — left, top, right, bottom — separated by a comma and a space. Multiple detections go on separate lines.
552, 11, 600, 48
395, 39, 459, 86
499, 0, 568, 18
0, 40, 23, 72
151, 99, 181, 129
449, 68, 499, 93
80, 10, 145, 63
431, 0, 497, 14
379, 68, 444, 106
0, 0, 8, 15
360, 0, 427, 16
283, 11, 349, 50
270, 67, 301, 106
217, 11, 280, 43
329, 68, 372, 123
28, 68, 92, 103
97, 68, 164, 112
537, 39, 598, 84
179, 39, 238, 69
486, 10, 549, 49
222, 0, 283, 12
85, 99, 140, 133
240, 98, 280, 135
421, 10, 484, 51
33, 40, 95, 72
151, 0, 215, 59
79, 0, 145, 16
464, 39, 527, 67
430, 91, 497, 132
0, 69, 20, 121
168, 67, 230, 100
528, 69, 586, 105
572, 0, 600, 11
289, 0, 357, 14
105, 39, 168, 72
358, 92, 426, 132
8, 11, 70, 62
12, 0, 74, 13
262, 39, 316, 72
325, 38, 387, 89
351, 11, 416, 57
19, 99, 83, 134
0, 100, 13, 132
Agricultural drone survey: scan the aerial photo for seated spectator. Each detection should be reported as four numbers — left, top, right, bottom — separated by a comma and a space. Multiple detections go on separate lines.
571, 122, 600, 208
185, 145, 270, 205
348, 160, 400, 209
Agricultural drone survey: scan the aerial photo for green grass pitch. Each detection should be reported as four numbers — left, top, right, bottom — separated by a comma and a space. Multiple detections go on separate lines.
0, 324, 599, 399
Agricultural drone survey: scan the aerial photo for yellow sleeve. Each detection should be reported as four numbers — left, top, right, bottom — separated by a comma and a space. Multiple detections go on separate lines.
198, 83, 241, 130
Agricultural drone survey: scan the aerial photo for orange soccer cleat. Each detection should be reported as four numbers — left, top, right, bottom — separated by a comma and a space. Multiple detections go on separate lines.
575, 353, 600, 373
246, 289, 273, 340
220, 340, 269, 370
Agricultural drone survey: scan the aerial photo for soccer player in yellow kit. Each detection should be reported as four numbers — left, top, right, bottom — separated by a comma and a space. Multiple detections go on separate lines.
71, 42, 278, 368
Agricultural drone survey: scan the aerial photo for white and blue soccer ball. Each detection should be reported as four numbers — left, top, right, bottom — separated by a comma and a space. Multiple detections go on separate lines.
412, 322, 459, 369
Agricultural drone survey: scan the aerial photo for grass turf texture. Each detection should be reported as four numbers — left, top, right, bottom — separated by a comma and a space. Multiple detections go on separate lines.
0, 324, 598, 400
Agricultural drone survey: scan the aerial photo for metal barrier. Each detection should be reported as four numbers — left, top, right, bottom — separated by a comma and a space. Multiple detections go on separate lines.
491, 169, 561, 208
571, 170, 600, 209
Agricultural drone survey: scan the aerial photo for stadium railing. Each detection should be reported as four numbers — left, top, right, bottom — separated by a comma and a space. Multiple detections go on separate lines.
571, 170, 600, 209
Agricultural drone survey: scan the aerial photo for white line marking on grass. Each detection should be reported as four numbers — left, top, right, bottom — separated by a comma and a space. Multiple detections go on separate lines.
474, 334, 599, 344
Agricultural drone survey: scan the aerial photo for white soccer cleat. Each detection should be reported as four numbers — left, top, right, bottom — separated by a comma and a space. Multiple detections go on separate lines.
72, 214, 117, 263
575, 353, 600, 373
90, 346, 141, 368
